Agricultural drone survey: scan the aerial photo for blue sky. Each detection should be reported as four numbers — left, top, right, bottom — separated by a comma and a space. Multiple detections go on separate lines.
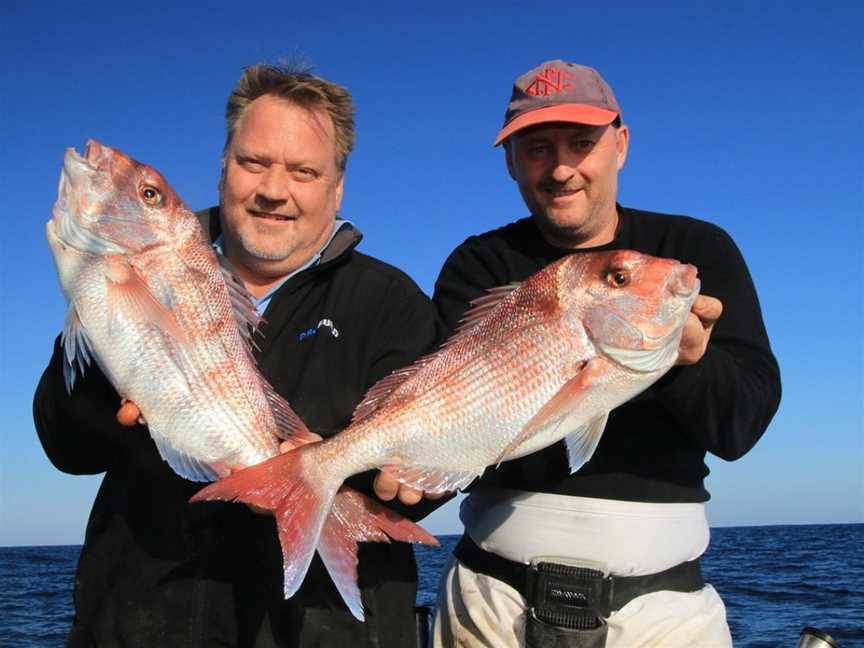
1, 1, 861, 546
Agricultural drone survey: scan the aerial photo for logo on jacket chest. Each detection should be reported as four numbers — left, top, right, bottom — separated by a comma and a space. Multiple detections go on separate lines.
298, 318, 340, 342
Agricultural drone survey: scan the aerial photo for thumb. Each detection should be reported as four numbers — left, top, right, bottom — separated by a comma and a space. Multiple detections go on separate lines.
117, 400, 143, 427
692, 295, 722, 326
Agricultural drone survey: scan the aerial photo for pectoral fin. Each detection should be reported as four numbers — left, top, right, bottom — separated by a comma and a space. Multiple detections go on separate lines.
564, 413, 608, 474
496, 358, 609, 468
104, 258, 187, 343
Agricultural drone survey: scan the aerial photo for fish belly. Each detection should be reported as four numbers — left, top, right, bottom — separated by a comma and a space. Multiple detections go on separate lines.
71, 255, 278, 480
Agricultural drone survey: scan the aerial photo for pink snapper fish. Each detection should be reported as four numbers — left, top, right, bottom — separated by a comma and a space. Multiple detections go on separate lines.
194, 246, 700, 619
46, 140, 437, 617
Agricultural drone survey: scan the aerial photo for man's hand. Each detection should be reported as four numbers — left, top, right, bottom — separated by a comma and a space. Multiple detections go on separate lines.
676, 295, 723, 365
373, 471, 447, 505
117, 400, 145, 426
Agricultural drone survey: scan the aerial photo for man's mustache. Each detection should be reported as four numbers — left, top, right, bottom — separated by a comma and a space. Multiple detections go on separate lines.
539, 181, 583, 193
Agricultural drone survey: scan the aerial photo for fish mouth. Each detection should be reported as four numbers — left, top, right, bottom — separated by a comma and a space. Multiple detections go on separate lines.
57, 141, 109, 207
50, 140, 130, 255
670, 264, 699, 299
60, 140, 111, 193
640, 275, 700, 347
598, 337, 681, 374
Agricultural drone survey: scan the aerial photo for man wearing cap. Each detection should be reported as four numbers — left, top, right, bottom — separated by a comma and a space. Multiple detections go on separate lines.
430, 60, 781, 647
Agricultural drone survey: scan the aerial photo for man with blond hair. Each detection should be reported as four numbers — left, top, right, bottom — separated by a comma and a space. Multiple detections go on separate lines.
35, 63, 438, 647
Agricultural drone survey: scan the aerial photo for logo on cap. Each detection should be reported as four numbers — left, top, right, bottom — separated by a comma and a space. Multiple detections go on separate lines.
525, 68, 574, 97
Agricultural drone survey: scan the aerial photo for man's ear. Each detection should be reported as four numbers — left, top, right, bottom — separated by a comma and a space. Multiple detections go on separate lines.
504, 141, 516, 180
218, 155, 227, 193
334, 174, 345, 211
615, 124, 629, 170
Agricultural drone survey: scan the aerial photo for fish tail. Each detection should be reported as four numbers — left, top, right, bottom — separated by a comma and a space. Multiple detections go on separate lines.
191, 448, 337, 606
190, 448, 438, 621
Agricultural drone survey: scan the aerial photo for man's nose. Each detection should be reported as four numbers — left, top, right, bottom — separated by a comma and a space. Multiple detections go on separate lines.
256, 166, 290, 203
549, 145, 580, 183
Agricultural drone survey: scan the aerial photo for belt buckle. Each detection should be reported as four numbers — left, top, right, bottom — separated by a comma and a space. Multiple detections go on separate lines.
526, 557, 613, 620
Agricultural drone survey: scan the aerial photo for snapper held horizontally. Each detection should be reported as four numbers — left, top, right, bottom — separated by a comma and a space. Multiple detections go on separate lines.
194, 240, 700, 618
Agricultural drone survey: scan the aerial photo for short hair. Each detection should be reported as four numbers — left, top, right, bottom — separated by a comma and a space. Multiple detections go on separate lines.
224, 63, 355, 173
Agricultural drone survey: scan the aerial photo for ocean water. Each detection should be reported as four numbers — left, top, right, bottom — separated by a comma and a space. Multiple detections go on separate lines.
1, 524, 861, 647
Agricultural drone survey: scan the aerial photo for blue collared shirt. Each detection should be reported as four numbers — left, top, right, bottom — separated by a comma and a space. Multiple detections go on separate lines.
212, 219, 352, 315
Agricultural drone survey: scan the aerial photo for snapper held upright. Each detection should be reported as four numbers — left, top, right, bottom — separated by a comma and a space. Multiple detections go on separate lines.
46, 140, 437, 618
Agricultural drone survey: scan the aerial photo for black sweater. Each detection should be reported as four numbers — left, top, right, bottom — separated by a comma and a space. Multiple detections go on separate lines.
33, 213, 439, 648
432, 206, 781, 503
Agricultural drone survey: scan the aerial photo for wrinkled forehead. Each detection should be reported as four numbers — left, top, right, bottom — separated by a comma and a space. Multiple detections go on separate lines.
231, 95, 336, 147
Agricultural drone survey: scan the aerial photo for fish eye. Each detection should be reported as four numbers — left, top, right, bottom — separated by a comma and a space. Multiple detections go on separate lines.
607, 269, 630, 288
140, 185, 163, 206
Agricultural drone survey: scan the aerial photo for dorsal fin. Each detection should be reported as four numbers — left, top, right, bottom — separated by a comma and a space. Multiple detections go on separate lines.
441, 283, 521, 349
261, 379, 322, 448
214, 253, 315, 448
350, 355, 437, 426
218, 256, 264, 353
350, 282, 523, 427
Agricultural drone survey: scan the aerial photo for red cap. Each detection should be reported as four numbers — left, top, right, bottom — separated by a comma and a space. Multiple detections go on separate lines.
494, 60, 621, 146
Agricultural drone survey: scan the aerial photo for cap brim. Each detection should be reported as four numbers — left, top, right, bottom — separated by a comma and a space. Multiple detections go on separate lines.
493, 104, 619, 146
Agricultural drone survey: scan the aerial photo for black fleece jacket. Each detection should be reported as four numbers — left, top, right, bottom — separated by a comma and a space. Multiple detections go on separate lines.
433, 205, 781, 503
33, 211, 439, 648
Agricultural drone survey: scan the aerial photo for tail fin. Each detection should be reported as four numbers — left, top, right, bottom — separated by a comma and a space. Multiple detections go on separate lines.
190, 449, 439, 621
321, 487, 438, 620
191, 449, 335, 602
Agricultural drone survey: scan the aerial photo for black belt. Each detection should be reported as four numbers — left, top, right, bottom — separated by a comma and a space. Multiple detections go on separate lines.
454, 534, 704, 619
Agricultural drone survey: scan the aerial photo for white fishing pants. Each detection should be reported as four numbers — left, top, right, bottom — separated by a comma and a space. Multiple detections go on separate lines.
431, 490, 732, 648
431, 556, 732, 647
